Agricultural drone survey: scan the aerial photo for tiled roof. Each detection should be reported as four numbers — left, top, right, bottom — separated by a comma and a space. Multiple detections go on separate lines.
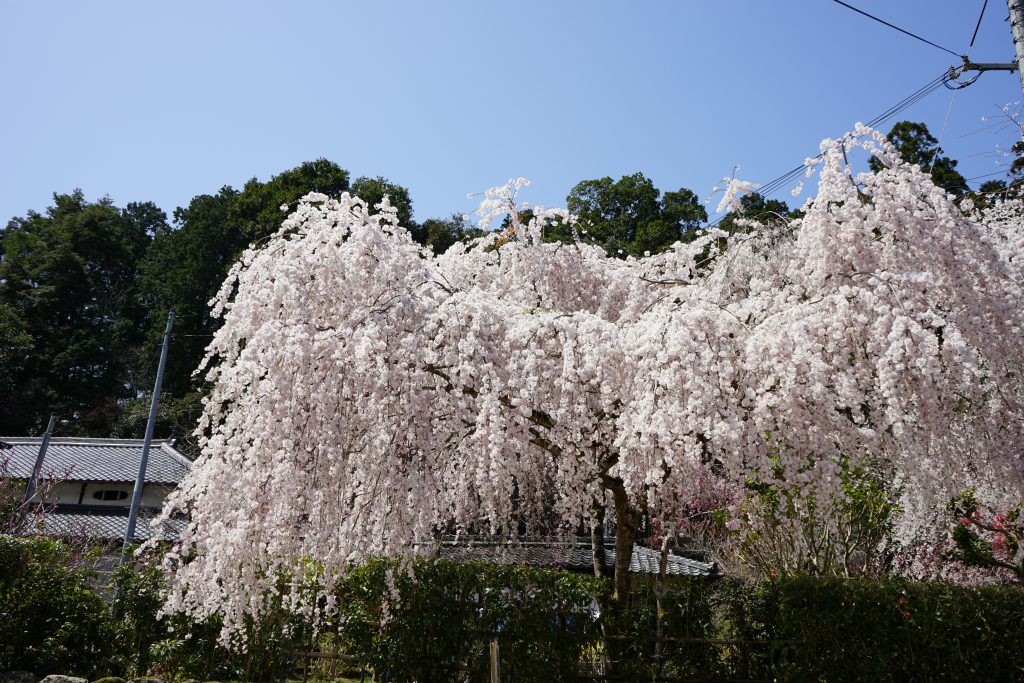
1, 437, 191, 484
435, 537, 719, 577
22, 508, 187, 543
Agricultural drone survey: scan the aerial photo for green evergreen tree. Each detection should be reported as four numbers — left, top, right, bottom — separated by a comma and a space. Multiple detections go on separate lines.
869, 121, 968, 196
136, 159, 352, 402
0, 192, 162, 434
566, 172, 706, 257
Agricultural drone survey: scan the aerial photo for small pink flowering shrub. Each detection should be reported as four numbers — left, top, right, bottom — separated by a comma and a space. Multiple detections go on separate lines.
949, 488, 1023, 582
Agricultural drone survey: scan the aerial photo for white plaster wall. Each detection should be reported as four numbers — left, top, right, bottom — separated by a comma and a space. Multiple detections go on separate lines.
32, 481, 174, 508
141, 484, 172, 508
44, 481, 84, 505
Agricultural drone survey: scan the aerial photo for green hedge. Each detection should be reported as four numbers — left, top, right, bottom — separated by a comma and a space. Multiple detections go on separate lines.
5, 535, 1023, 682
0, 535, 116, 678
609, 576, 1024, 682
109, 555, 601, 682
598, 576, 776, 680
108, 561, 304, 682
771, 576, 1024, 682
334, 557, 602, 682
0, 537, 304, 681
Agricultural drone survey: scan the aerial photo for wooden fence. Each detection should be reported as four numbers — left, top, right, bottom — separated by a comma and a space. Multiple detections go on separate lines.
574, 634, 792, 683
292, 648, 368, 682
291, 634, 794, 682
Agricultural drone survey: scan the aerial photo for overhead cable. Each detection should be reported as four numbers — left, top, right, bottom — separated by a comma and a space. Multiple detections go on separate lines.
830, 0, 962, 57
970, 0, 989, 49
966, 169, 1009, 182
709, 68, 962, 227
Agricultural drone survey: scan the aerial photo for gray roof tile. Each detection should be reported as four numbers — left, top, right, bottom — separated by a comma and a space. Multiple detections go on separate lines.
435, 537, 719, 577
0, 437, 191, 484
23, 509, 187, 543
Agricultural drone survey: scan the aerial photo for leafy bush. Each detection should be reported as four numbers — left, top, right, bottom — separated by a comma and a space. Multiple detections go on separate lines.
948, 488, 1023, 582
8, 537, 1024, 682
770, 576, 1024, 682
598, 575, 1024, 682
334, 558, 602, 682
109, 561, 302, 682
739, 456, 897, 579
0, 535, 116, 678
108, 561, 166, 676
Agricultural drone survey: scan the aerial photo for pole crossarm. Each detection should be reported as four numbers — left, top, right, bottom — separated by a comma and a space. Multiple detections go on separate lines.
961, 58, 1018, 72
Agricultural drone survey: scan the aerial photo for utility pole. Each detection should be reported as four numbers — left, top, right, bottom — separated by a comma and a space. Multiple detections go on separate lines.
122, 309, 174, 558
1010, 0, 1024, 95
23, 414, 57, 504
958, 1, 1024, 96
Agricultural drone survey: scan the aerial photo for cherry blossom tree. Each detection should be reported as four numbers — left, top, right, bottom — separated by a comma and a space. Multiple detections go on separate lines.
153, 125, 1024, 641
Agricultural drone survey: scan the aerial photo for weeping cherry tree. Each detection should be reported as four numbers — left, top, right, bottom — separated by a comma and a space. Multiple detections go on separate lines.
152, 125, 1024, 641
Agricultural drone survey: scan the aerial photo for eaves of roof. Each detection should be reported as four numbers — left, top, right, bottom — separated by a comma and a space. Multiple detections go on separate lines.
21, 507, 187, 543
0, 437, 192, 484
431, 536, 720, 577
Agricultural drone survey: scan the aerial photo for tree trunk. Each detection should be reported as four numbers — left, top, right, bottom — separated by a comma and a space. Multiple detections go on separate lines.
591, 498, 608, 578
598, 483, 638, 677
611, 485, 637, 608
655, 532, 677, 678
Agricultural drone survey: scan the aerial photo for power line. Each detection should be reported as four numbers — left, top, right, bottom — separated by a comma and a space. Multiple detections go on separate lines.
865, 73, 951, 128
936, 0, 989, 159
966, 169, 1009, 182
709, 68, 961, 227
731, 1, 1015, 221
830, 0, 962, 58
969, 0, 989, 49
769, 73, 950, 193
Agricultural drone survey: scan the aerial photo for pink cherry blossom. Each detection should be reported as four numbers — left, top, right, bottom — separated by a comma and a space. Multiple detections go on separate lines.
151, 127, 1024, 642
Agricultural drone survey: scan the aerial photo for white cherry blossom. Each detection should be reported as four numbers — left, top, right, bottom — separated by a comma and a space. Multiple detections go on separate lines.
152, 128, 1024, 641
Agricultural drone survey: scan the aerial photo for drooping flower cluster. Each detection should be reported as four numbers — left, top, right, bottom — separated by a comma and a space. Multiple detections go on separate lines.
153, 125, 1024, 640
712, 168, 758, 214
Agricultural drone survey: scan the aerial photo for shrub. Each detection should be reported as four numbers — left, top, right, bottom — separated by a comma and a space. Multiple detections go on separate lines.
738, 457, 897, 579
9, 536, 1024, 682
769, 576, 1024, 682
597, 574, 1024, 682
108, 562, 166, 676
109, 561, 301, 682
0, 535, 116, 678
334, 558, 602, 683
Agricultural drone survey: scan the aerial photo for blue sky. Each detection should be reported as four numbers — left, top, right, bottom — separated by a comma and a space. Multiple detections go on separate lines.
1, 1, 1020, 227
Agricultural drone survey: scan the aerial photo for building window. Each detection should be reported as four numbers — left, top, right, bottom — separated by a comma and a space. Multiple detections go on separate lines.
92, 490, 128, 501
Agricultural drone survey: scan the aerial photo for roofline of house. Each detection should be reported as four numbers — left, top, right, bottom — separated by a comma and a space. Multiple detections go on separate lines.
49, 503, 177, 516
0, 436, 193, 468
421, 534, 720, 575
